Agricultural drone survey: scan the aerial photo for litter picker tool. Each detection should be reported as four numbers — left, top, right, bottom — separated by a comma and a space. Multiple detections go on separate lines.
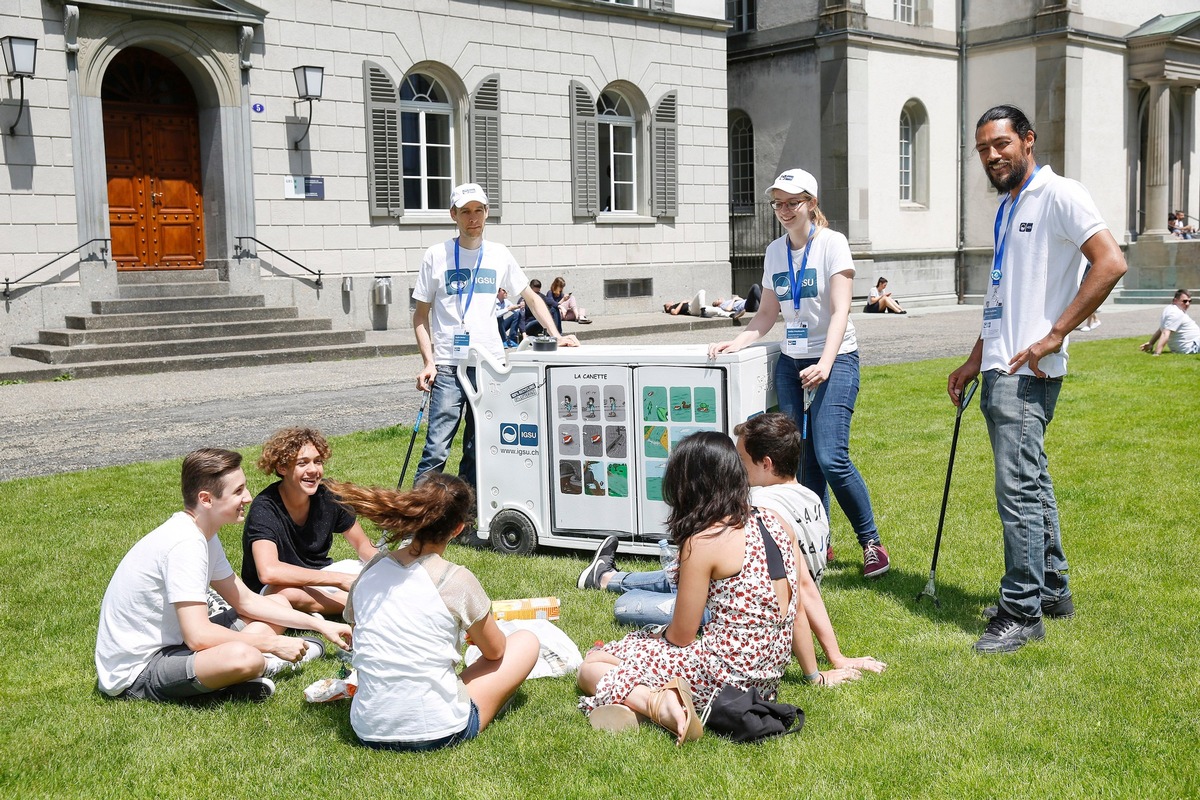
916, 376, 980, 608
396, 390, 430, 490
799, 386, 813, 484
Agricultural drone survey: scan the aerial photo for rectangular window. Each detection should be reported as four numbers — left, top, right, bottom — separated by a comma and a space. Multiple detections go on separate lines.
400, 109, 453, 211
894, 0, 914, 24
899, 110, 913, 203
600, 120, 637, 213
604, 278, 653, 299
726, 0, 756, 33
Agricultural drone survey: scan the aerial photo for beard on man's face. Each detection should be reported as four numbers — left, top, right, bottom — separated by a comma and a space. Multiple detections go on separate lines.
986, 151, 1029, 194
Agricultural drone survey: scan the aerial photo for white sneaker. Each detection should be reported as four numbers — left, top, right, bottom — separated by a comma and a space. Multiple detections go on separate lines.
263, 637, 325, 677
1090, 320, 1101, 330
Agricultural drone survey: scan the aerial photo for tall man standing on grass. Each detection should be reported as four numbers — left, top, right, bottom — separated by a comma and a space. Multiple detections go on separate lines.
948, 105, 1127, 654
95, 449, 352, 702
411, 183, 577, 498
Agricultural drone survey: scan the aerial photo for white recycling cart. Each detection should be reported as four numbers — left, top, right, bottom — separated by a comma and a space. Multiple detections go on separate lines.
460, 340, 780, 556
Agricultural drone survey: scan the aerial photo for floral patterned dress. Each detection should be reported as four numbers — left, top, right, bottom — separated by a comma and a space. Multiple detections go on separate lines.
580, 508, 799, 714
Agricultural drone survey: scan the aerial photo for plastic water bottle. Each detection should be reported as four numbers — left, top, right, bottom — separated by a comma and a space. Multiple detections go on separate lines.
658, 539, 676, 569
658, 539, 680, 587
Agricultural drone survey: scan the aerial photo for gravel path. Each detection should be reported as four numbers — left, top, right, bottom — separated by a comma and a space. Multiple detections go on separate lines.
0, 304, 1160, 481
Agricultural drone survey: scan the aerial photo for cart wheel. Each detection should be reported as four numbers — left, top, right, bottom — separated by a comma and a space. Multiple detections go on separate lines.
489, 510, 537, 556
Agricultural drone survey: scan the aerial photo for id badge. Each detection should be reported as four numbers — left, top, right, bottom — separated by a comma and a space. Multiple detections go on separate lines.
784, 323, 809, 355
452, 326, 471, 360
980, 303, 1003, 340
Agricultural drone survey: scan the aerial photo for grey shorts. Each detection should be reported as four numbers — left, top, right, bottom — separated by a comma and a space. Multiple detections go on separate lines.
121, 607, 245, 702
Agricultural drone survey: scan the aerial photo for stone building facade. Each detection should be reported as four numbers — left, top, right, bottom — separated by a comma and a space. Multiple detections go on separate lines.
726, 0, 1200, 302
0, 0, 729, 350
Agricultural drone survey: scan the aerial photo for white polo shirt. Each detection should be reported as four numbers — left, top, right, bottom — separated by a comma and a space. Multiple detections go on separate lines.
1161, 304, 1200, 354
982, 166, 1107, 378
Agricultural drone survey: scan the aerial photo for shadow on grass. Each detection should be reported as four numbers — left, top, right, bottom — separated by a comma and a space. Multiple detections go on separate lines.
304, 686, 534, 748
823, 565, 995, 635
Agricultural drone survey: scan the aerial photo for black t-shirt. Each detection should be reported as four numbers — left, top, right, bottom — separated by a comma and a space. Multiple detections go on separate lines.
241, 482, 356, 593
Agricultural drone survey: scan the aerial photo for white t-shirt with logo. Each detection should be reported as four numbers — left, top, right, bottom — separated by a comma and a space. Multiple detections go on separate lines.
751, 482, 830, 586
412, 238, 531, 365
1161, 304, 1200, 354
95, 511, 234, 695
982, 166, 1107, 378
761, 227, 858, 355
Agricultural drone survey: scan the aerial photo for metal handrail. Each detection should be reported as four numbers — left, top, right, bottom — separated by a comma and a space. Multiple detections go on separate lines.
234, 236, 323, 289
3, 238, 110, 300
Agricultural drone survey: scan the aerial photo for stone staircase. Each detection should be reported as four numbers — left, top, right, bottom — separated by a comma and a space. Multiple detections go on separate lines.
6, 269, 411, 380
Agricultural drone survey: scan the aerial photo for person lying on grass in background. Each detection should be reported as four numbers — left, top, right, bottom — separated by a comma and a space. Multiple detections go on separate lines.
241, 427, 376, 616
95, 448, 352, 704
579, 431, 853, 746
327, 474, 538, 752
578, 414, 886, 685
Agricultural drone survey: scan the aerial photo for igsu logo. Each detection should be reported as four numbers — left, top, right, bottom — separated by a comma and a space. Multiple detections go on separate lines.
772, 274, 791, 299
518, 424, 538, 446
499, 423, 539, 448
444, 268, 498, 293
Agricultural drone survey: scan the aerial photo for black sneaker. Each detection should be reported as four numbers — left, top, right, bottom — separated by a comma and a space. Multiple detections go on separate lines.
578, 535, 620, 590
456, 525, 491, 550
213, 677, 275, 702
983, 594, 1075, 620
973, 612, 1045, 654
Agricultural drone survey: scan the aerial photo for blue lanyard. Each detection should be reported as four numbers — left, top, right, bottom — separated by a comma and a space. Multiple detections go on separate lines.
785, 229, 817, 316
453, 238, 484, 322
991, 166, 1041, 286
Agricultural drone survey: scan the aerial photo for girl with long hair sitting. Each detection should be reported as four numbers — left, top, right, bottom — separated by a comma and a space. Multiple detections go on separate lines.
577, 432, 803, 745
328, 474, 538, 752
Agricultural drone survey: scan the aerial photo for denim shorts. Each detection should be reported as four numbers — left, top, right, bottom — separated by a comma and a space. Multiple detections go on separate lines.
359, 701, 481, 752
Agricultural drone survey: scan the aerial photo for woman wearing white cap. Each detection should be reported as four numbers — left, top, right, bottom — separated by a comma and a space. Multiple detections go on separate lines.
710, 169, 889, 579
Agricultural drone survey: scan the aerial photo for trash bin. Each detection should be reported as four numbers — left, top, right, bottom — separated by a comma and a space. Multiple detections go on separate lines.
371, 276, 392, 305
462, 342, 780, 556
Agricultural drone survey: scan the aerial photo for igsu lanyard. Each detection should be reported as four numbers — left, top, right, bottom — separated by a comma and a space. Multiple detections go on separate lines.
452, 238, 484, 322
990, 166, 1041, 288
785, 229, 817, 319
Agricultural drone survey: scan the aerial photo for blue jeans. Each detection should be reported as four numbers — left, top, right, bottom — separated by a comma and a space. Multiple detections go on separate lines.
979, 369, 1070, 621
607, 570, 710, 629
415, 366, 477, 487
775, 350, 879, 546
359, 701, 480, 752
497, 313, 521, 347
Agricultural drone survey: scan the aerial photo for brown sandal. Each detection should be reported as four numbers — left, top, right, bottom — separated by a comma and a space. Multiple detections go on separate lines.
647, 677, 703, 745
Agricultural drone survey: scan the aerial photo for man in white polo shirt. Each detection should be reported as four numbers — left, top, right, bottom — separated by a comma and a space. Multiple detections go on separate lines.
948, 105, 1127, 653
411, 183, 577, 493
1140, 289, 1199, 355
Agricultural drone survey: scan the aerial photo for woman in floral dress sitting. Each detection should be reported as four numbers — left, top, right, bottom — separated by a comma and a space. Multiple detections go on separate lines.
577, 431, 804, 745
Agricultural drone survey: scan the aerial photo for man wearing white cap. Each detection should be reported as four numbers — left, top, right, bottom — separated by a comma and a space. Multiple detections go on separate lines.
412, 183, 577, 495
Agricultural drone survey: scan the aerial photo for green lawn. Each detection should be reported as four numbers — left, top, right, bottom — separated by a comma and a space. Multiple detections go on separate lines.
1, 340, 1197, 799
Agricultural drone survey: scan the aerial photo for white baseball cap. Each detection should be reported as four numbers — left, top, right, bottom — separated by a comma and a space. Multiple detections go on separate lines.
766, 169, 818, 199
450, 183, 489, 208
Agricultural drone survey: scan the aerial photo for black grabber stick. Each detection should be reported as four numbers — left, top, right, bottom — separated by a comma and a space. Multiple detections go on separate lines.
396, 390, 430, 490
916, 376, 980, 608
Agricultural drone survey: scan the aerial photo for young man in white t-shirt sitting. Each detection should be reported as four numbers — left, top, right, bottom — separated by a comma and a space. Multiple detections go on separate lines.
95, 449, 352, 703
1141, 289, 1199, 356
578, 414, 886, 685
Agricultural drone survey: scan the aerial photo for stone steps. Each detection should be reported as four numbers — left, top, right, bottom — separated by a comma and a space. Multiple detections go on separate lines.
38, 317, 334, 347
8, 342, 415, 381
5, 268, 379, 377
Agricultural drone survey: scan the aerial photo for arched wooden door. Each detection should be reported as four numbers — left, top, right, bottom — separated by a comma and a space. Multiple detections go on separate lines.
103, 48, 205, 270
